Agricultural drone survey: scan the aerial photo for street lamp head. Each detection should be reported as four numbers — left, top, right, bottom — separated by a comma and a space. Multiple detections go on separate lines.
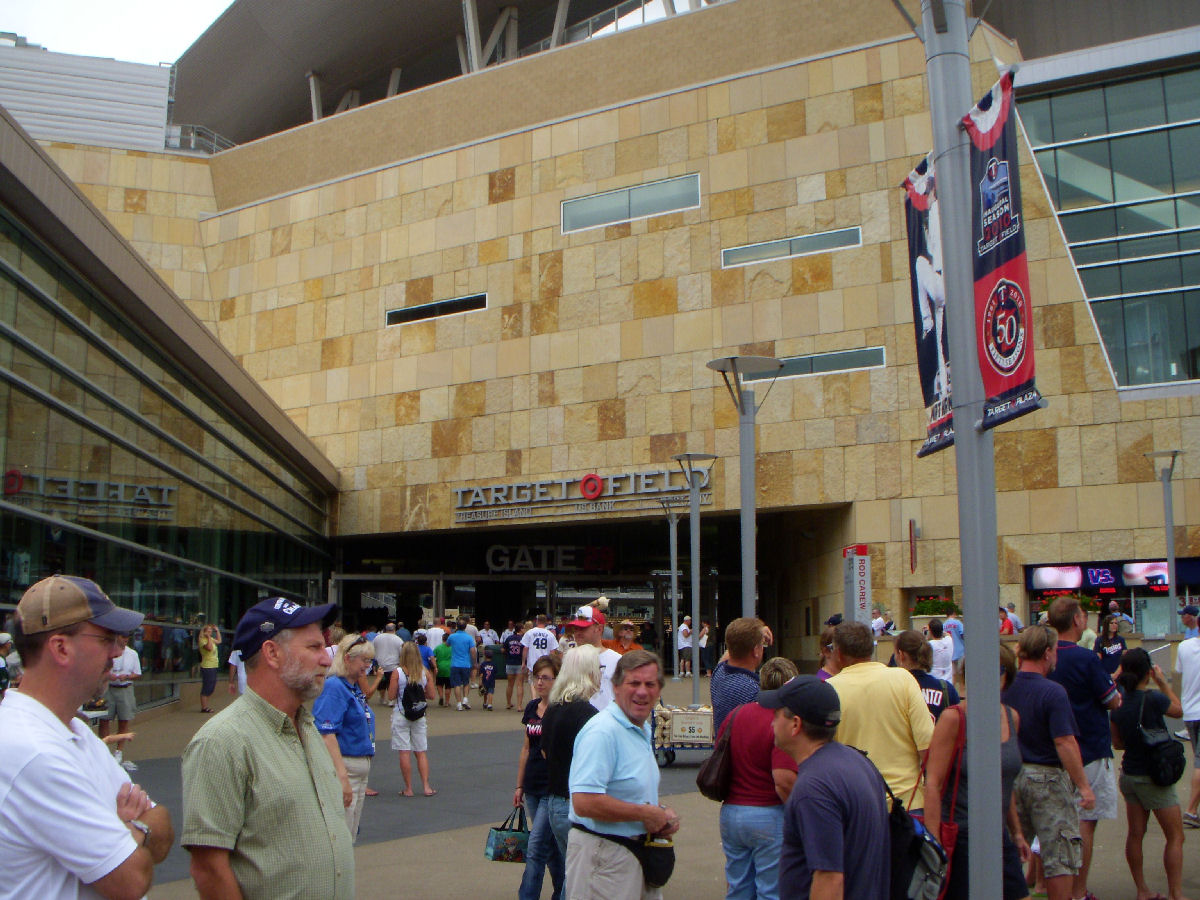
707, 355, 784, 414
672, 451, 717, 485
1145, 449, 1184, 479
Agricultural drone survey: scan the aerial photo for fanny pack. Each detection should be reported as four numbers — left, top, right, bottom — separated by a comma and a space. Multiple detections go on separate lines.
572, 823, 675, 888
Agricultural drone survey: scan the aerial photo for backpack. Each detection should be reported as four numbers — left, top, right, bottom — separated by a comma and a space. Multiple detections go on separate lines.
857, 749, 947, 900
884, 780, 947, 900
400, 674, 428, 721
1137, 692, 1186, 787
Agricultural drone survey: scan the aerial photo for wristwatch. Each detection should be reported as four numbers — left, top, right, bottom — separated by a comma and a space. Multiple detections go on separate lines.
129, 819, 151, 842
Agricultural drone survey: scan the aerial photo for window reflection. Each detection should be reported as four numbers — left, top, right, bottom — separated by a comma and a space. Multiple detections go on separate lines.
0, 206, 331, 690
1023, 67, 1200, 385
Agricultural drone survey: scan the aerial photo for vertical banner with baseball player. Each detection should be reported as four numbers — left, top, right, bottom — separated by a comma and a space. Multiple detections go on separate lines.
903, 155, 955, 457
962, 70, 1043, 429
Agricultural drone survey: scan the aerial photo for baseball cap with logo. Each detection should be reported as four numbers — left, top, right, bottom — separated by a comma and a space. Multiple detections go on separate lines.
757, 675, 841, 728
233, 597, 339, 660
17, 575, 143, 635
566, 605, 606, 629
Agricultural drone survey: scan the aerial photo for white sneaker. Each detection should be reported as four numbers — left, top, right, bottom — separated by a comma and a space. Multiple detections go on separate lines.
121, 760, 138, 772
456, 702, 465, 711
462, 700, 471, 710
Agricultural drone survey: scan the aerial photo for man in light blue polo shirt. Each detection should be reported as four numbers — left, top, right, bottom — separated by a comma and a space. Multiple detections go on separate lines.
567, 650, 680, 899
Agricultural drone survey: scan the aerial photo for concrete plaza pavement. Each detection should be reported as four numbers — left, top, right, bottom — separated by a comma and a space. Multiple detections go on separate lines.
121, 676, 1198, 899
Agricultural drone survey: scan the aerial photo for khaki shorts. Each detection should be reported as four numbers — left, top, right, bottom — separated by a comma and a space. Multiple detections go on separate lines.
1119, 772, 1179, 811
1014, 764, 1082, 880
390, 709, 428, 752
105, 685, 137, 721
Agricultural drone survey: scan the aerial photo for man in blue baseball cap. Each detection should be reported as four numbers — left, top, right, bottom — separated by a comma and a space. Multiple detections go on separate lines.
761, 675, 890, 900
181, 597, 355, 899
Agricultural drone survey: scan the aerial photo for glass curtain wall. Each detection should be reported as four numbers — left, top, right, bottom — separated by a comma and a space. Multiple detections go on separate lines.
1020, 66, 1200, 386
0, 208, 331, 694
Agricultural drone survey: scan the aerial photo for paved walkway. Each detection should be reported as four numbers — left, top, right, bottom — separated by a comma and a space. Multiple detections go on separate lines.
120, 678, 1197, 899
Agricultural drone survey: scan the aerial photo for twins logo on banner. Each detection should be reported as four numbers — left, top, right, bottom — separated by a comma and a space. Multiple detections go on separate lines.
963, 69, 1043, 429
902, 155, 954, 457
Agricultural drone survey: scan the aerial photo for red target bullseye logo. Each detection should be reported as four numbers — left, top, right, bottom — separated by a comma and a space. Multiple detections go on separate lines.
579, 473, 604, 500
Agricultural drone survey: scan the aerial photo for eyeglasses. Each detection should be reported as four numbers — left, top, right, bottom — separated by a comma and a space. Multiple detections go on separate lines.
349, 635, 368, 649
73, 630, 120, 647
532, 674, 555, 683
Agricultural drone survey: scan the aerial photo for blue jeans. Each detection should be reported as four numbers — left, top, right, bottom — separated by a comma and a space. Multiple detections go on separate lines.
719, 803, 784, 900
546, 794, 572, 861
519, 791, 564, 900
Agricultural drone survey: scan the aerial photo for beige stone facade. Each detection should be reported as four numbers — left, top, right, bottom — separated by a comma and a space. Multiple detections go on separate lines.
34, 0, 1200, 661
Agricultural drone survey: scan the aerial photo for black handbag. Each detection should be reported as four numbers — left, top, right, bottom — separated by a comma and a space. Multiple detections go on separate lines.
1137, 692, 1186, 787
696, 705, 741, 801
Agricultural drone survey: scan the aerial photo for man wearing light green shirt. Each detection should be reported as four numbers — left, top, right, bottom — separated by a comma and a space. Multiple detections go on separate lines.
182, 598, 353, 899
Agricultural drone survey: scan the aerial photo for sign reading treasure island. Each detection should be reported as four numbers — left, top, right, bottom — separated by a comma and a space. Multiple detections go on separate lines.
453, 469, 712, 523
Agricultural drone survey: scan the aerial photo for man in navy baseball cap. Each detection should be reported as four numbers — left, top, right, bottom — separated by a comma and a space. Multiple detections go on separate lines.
182, 596, 354, 898
232, 598, 339, 660
757, 674, 841, 729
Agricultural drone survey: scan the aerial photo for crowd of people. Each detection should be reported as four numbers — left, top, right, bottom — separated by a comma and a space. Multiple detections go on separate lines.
1, 573, 1198, 900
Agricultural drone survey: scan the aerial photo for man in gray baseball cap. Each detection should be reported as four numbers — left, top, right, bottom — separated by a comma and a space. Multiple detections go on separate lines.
0, 575, 174, 898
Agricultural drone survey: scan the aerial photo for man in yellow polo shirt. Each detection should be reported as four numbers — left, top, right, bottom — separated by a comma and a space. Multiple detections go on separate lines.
827, 620, 934, 808
181, 598, 353, 899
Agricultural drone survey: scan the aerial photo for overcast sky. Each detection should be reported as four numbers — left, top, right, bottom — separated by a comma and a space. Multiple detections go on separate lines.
1, 0, 235, 66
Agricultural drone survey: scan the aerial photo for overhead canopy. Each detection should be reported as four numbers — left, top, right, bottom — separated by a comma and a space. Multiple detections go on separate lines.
172, 0, 620, 146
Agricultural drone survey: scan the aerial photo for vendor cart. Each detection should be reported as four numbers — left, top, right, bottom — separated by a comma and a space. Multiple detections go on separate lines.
650, 704, 714, 767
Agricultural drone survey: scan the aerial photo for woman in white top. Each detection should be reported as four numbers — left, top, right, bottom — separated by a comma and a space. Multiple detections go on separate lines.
388, 641, 438, 796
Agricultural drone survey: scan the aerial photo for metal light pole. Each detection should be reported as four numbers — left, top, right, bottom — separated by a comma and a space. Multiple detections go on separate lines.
707, 356, 783, 619
887, 1, 1002, 895
674, 452, 716, 708
1147, 450, 1183, 610
659, 499, 683, 681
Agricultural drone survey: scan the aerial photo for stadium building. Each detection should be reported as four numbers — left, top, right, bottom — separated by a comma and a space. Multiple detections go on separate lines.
2, 0, 1200, 692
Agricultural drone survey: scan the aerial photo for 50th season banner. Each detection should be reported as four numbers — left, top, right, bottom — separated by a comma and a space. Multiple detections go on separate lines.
963, 70, 1042, 429
902, 69, 1041, 457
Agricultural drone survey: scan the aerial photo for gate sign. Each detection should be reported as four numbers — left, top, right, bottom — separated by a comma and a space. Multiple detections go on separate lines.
843, 544, 871, 626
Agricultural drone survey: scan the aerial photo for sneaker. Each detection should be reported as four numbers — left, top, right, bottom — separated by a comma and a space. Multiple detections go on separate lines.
438, 698, 445, 706
120, 760, 139, 772
1184, 812, 1200, 829
461, 700, 471, 710
485, 704, 493, 710
456, 702, 465, 711
1174, 729, 1190, 741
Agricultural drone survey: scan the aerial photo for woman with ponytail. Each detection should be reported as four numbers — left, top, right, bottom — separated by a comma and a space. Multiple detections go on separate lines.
1109, 647, 1188, 900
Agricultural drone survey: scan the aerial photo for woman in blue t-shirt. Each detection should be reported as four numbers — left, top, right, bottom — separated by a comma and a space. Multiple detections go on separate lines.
312, 633, 377, 843
1094, 614, 1126, 678
1109, 647, 1186, 900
